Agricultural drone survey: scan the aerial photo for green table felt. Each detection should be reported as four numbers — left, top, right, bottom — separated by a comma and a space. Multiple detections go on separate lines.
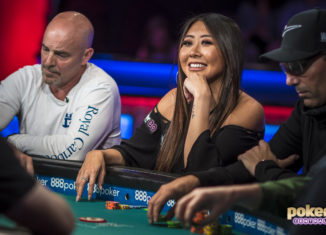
0, 193, 250, 235
65, 194, 192, 235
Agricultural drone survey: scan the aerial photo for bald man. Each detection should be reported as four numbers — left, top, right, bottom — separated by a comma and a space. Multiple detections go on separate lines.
0, 11, 121, 172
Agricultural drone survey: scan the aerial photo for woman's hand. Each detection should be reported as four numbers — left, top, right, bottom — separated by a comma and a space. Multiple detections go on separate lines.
75, 150, 106, 201
183, 73, 210, 104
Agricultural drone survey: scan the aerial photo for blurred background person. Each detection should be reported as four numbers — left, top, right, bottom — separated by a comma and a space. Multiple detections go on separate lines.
136, 15, 177, 63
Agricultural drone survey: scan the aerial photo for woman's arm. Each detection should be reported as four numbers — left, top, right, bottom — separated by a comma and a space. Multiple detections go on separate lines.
76, 89, 176, 201
75, 148, 125, 201
182, 73, 212, 166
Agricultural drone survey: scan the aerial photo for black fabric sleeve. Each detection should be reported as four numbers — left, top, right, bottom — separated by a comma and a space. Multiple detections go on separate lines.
0, 137, 35, 213
191, 161, 255, 186
269, 101, 303, 159
187, 125, 263, 186
111, 109, 163, 169
255, 101, 304, 181
255, 160, 299, 182
186, 125, 263, 171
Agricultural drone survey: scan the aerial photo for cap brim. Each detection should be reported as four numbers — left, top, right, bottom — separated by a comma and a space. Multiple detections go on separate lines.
259, 48, 319, 62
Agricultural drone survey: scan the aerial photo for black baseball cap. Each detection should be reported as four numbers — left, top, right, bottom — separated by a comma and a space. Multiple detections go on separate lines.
260, 8, 326, 62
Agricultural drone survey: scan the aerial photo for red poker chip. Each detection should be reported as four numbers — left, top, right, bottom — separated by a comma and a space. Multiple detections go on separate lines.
79, 217, 107, 223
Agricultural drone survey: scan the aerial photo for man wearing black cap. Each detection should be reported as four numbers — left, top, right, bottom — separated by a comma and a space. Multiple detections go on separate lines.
238, 8, 326, 181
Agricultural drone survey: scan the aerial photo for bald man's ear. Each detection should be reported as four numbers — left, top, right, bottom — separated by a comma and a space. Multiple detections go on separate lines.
82, 48, 94, 65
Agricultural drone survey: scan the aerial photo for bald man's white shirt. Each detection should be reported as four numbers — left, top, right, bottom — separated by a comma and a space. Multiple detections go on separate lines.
0, 63, 121, 160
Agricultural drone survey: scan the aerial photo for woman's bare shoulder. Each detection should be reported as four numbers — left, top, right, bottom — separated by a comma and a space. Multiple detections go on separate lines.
157, 88, 177, 121
223, 92, 265, 131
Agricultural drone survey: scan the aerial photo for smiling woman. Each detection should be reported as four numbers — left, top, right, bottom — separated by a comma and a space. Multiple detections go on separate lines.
75, 14, 265, 219
154, 13, 265, 172
179, 21, 224, 83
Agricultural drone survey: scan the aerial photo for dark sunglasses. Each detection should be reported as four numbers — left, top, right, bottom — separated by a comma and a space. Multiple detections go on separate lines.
279, 54, 323, 76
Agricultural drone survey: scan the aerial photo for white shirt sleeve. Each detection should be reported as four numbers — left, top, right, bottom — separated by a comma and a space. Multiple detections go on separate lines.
7, 68, 121, 161
0, 70, 24, 131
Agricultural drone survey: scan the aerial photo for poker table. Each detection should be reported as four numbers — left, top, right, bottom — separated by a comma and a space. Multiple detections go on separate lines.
0, 157, 290, 234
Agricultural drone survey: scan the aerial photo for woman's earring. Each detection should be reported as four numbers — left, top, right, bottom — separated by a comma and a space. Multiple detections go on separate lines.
175, 71, 179, 84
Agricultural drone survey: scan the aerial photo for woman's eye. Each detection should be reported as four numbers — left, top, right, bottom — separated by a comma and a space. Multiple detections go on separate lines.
182, 40, 192, 46
202, 40, 213, 45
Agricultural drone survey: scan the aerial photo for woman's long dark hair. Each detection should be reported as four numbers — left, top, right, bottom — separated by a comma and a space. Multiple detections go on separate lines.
155, 13, 244, 172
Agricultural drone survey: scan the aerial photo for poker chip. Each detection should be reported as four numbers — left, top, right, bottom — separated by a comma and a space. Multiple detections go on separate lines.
219, 224, 232, 235
191, 225, 204, 233
105, 201, 147, 210
190, 211, 208, 234
167, 220, 182, 228
192, 211, 206, 225
105, 201, 120, 210
79, 217, 107, 223
152, 214, 167, 226
122, 204, 147, 209
157, 215, 167, 223
203, 221, 219, 235
119, 204, 130, 210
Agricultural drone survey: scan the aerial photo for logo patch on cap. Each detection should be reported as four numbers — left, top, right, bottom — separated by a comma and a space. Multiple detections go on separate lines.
282, 25, 302, 37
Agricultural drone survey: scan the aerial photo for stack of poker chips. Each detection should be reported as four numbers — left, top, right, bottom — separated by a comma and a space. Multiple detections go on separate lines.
167, 220, 182, 228
119, 204, 131, 209
203, 220, 219, 235
218, 224, 232, 235
191, 211, 206, 233
190, 211, 233, 235
105, 201, 147, 210
105, 201, 120, 210
155, 215, 182, 228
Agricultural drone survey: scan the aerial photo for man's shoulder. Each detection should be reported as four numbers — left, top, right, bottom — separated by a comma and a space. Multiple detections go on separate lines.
5, 64, 42, 87
17, 64, 42, 74
85, 63, 117, 84
76, 63, 119, 96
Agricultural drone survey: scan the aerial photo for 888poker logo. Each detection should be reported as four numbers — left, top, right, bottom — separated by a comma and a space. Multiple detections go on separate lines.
37, 175, 176, 210
39, 176, 121, 199
36, 176, 77, 195
135, 190, 151, 203
134, 190, 175, 209
50, 177, 76, 192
